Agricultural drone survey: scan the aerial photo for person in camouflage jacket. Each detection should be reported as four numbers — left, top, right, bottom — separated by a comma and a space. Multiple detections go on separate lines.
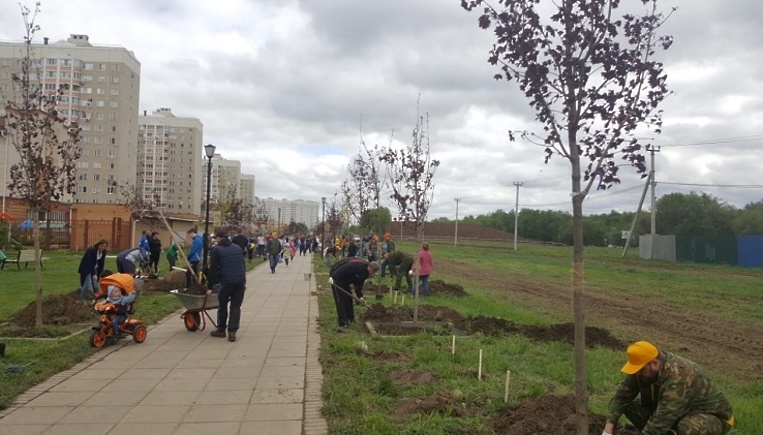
604, 341, 734, 435
386, 250, 414, 291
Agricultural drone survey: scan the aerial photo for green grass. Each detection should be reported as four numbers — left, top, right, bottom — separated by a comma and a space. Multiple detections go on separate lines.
315, 244, 763, 434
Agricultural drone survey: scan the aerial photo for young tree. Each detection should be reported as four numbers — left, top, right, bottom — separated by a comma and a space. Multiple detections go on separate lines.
326, 193, 344, 242
379, 101, 440, 242
3, 3, 83, 326
461, 1, 674, 432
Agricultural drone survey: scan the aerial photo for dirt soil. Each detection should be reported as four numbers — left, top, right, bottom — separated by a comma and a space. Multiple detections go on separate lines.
142, 269, 187, 292
391, 369, 438, 385
359, 303, 624, 349
9, 291, 98, 327
440, 259, 763, 381
492, 393, 639, 435
428, 279, 469, 297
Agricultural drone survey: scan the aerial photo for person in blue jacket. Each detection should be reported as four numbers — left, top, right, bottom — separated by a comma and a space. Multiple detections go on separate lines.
185, 227, 204, 287
78, 239, 108, 299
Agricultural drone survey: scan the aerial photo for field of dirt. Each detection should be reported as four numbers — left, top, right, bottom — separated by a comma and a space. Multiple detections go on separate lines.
9, 291, 97, 327
439, 259, 763, 381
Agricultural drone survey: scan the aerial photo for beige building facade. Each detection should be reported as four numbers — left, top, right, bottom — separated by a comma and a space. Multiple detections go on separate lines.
138, 108, 203, 215
239, 173, 255, 206
0, 34, 141, 205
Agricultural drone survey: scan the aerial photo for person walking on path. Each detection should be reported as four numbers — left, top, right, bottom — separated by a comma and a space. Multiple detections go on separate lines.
267, 233, 282, 274
78, 239, 108, 299
603, 341, 734, 435
329, 257, 379, 328
207, 230, 247, 342
185, 227, 203, 287
256, 234, 266, 259
115, 247, 149, 275
147, 231, 162, 274
416, 242, 433, 297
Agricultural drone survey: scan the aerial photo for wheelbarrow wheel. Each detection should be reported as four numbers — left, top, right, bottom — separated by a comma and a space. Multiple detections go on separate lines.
133, 325, 148, 343
89, 327, 107, 348
184, 312, 201, 331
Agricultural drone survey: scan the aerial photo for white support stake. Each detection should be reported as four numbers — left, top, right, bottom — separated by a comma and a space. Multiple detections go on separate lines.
478, 349, 483, 381
504, 370, 511, 402
401, 295, 405, 306
451, 335, 456, 355
393, 291, 398, 304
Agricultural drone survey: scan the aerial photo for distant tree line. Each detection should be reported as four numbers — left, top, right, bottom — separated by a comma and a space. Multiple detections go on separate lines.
431, 192, 763, 247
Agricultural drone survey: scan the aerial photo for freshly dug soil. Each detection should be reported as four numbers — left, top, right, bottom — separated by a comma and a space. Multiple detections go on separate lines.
142, 269, 187, 292
364, 282, 391, 295
456, 315, 519, 335
359, 304, 412, 322
9, 291, 98, 327
492, 393, 639, 435
391, 369, 438, 385
519, 323, 626, 350
179, 284, 213, 295
428, 279, 469, 297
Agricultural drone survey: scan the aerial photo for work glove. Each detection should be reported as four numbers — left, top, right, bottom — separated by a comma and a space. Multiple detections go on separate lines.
328, 277, 334, 284
602, 431, 612, 435
360, 297, 365, 304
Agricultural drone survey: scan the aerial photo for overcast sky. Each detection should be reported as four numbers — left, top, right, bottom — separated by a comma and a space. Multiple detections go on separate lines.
1, 0, 762, 220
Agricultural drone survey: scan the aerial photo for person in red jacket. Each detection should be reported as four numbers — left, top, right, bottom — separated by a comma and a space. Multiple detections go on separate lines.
417, 243, 433, 297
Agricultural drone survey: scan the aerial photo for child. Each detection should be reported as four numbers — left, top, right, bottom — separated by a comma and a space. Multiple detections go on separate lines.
166, 242, 178, 271
98, 273, 136, 342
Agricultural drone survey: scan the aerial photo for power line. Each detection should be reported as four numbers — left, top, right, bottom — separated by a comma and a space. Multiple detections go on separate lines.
659, 134, 763, 148
526, 184, 643, 208
660, 182, 763, 188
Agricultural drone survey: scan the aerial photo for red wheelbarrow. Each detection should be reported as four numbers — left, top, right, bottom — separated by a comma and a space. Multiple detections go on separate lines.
170, 289, 218, 332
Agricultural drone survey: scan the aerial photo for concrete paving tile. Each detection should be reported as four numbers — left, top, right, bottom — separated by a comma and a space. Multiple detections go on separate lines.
25, 392, 93, 407
212, 366, 263, 379
121, 405, 190, 423
99, 378, 162, 393
69, 369, 126, 381
153, 378, 209, 392
0, 424, 49, 435
205, 377, 257, 391
219, 357, 267, 368
139, 391, 200, 406
58, 406, 131, 424
86, 360, 134, 370
255, 375, 305, 390
50, 379, 111, 393
182, 404, 248, 422
82, 391, 147, 407
173, 422, 240, 435
239, 419, 302, 435
38, 423, 113, 435
249, 388, 303, 404
165, 368, 217, 380
105, 422, 177, 435
259, 366, 305, 378
244, 403, 303, 421
0, 406, 73, 424
176, 358, 224, 368
192, 390, 253, 405
263, 357, 305, 368
122, 367, 171, 379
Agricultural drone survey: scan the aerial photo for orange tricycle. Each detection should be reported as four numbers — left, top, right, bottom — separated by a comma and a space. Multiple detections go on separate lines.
89, 273, 148, 348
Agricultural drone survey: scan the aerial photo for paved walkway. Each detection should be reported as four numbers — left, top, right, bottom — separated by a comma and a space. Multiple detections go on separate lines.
0, 253, 328, 435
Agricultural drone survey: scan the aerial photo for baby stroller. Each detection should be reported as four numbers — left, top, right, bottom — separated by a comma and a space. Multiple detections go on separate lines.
89, 273, 148, 348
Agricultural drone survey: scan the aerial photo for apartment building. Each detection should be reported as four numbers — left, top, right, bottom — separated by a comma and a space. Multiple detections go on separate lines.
138, 108, 203, 215
239, 174, 255, 206
0, 34, 141, 205
258, 197, 320, 229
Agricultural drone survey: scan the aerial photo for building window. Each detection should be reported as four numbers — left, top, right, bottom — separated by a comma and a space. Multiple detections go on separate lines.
109, 101, 118, 108
96, 100, 104, 107
108, 150, 116, 157
82, 75, 92, 82
99, 63, 106, 70
111, 76, 120, 84
107, 187, 115, 194
84, 63, 93, 70
97, 76, 106, 82
46, 58, 57, 65
111, 64, 120, 71
110, 88, 119, 96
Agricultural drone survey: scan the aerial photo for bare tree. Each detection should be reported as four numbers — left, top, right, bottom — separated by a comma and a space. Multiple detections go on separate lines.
379, 99, 440, 242
461, 0, 674, 432
326, 193, 344, 242
251, 198, 269, 232
3, 3, 82, 326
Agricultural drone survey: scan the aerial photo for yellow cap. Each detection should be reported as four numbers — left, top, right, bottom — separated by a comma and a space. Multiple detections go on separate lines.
621, 341, 659, 374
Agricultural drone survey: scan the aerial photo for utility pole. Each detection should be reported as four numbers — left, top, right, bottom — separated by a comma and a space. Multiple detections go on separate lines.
647, 145, 661, 259
454, 198, 461, 247
513, 182, 523, 251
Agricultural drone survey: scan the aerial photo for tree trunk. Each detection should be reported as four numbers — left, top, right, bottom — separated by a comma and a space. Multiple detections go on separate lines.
33, 208, 43, 327
570, 151, 588, 434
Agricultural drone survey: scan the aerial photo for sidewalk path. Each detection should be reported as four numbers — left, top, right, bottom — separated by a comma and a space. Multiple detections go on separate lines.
0, 253, 328, 435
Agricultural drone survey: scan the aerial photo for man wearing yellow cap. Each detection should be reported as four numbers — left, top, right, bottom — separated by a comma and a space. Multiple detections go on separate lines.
603, 341, 734, 435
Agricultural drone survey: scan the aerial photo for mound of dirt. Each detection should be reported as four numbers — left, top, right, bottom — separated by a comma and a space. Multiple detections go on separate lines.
456, 316, 519, 335
142, 269, 187, 292
519, 323, 626, 350
395, 390, 470, 418
417, 305, 465, 323
179, 284, 214, 295
392, 369, 438, 385
428, 280, 468, 297
360, 304, 412, 322
364, 282, 392, 295
493, 394, 639, 435
10, 291, 98, 327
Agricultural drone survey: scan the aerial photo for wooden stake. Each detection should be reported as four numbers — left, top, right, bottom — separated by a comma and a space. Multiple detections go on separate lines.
394, 291, 398, 304
504, 370, 511, 402
401, 294, 405, 306
478, 349, 483, 381
157, 210, 197, 284
451, 335, 456, 355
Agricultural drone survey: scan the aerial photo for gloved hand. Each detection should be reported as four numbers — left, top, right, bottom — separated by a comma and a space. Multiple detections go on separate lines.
359, 297, 365, 305
328, 277, 334, 284
602, 431, 612, 435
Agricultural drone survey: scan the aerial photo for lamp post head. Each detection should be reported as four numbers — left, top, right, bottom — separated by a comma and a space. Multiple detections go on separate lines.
321, 197, 326, 205
204, 143, 216, 159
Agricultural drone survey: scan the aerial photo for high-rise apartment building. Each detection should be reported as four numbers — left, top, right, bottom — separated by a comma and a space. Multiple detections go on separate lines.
202, 154, 240, 210
138, 108, 203, 215
258, 197, 319, 229
239, 174, 255, 206
0, 34, 141, 204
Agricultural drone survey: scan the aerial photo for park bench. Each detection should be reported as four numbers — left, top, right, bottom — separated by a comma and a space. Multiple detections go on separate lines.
0, 249, 44, 271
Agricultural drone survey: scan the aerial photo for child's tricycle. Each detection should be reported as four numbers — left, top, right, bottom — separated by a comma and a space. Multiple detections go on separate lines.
89, 273, 148, 348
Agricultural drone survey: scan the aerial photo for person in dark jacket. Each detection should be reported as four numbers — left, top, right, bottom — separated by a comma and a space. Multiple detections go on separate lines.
147, 231, 162, 274
329, 258, 379, 328
116, 247, 149, 275
78, 239, 108, 299
347, 240, 359, 257
207, 230, 247, 342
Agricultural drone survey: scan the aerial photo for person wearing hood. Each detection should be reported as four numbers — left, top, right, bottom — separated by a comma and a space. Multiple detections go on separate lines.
207, 230, 247, 342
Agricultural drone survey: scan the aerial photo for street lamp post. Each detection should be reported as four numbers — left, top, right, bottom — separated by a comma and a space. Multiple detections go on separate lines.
202, 144, 216, 276
321, 197, 326, 257
277, 207, 281, 235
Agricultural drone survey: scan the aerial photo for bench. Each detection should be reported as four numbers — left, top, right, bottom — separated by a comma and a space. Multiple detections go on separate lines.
0, 249, 44, 271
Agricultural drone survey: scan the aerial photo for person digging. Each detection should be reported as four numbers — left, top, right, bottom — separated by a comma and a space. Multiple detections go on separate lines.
329, 257, 379, 328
